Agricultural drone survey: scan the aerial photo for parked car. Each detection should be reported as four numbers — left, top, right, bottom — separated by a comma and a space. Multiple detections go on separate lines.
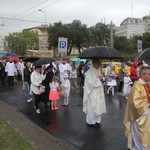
101, 62, 131, 75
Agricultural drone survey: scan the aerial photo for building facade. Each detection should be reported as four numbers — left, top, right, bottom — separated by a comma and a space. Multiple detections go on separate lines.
25, 25, 49, 50
115, 17, 150, 39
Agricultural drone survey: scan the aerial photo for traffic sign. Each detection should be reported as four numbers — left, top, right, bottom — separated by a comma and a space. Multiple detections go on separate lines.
58, 37, 68, 52
137, 40, 142, 53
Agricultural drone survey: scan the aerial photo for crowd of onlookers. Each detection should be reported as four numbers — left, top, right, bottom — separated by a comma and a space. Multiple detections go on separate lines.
0, 56, 149, 113
103, 60, 150, 98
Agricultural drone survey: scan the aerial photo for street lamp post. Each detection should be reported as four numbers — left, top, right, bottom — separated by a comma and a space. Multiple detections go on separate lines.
39, 9, 47, 50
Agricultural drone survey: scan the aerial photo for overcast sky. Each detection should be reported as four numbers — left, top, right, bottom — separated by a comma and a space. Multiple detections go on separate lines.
0, 0, 150, 36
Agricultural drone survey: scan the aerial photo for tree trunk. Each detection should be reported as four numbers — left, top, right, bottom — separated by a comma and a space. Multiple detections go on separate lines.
68, 46, 72, 55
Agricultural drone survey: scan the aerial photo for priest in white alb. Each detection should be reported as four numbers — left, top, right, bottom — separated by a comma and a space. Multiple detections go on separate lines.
83, 59, 106, 127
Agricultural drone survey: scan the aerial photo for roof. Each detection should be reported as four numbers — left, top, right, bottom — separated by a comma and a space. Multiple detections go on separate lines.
120, 17, 142, 26
24, 25, 49, 32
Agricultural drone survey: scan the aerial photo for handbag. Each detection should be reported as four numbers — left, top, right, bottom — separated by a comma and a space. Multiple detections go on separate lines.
38, 85, 45, 94
58, 87, 65, 96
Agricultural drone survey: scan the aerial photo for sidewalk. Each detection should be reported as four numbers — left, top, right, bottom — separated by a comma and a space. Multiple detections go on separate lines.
0, 100, 71, 150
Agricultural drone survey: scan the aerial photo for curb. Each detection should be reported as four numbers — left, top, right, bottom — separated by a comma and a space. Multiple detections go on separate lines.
0, 100, 72, 150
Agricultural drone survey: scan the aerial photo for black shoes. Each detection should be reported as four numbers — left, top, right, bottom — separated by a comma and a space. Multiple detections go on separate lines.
87, 123, 100, 128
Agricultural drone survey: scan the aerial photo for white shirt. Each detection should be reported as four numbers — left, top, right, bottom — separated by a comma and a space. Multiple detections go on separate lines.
5, 62, 17, 76
18, 62, 25, 74
70, 69, 77, 78
61, 79, 71, 95
49, 81, 59, 91
59, 63, 68, 74
30, 71, 46, 95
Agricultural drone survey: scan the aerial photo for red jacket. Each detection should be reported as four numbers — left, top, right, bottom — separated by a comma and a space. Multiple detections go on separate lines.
130, 61, 138, 81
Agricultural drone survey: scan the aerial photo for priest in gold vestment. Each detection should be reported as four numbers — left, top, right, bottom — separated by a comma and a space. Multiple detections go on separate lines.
124, 66, 150, 150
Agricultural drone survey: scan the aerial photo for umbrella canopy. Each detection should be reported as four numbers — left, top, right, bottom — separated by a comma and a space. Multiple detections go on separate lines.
78, 46, 123, 60
11, 56, 20, 62
0, 50, 7, 55
23, 56, 40, 62
134, 47, 150, 61
34, 57, 55, 66
5, 52, 17, 57
71, 57, 86, 63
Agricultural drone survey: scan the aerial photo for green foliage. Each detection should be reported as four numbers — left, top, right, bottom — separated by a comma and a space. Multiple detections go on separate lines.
48, 20, 89, 54
0, 118, 33, 150
5, 30, 39, 56
142, 32, 150, 49
68, 20, 89, 53
114, 32, 150, 60
88, 22, 110, 46
143, 15, 150, 19
48, 20, 110, 54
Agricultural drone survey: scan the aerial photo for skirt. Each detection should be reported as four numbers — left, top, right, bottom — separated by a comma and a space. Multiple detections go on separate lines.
107, 79, 117, 86
49, 90, 59, 101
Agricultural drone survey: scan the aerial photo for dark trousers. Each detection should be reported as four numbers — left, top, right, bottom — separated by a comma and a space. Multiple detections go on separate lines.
41, 88, 51, 109
33, 93, 41, 109
118, 81, 124, 93
33, 91, 50, 114
80, 76, 85, 87
7, 76, 14, 87
1, 76, 6, 86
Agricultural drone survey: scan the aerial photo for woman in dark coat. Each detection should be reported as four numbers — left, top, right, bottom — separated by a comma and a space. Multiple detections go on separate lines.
42, 64, 54, 112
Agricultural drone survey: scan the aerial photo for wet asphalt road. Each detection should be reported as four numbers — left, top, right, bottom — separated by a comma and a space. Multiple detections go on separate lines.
0, 82, 128, 150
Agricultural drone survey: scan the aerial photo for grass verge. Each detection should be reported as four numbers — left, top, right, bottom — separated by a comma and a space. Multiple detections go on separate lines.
0, 118, 33, 150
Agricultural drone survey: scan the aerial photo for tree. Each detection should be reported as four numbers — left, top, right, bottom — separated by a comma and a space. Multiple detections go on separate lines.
48, 22, 71, 56
48, 20, 89, 55
88, 22, 110, 46
48, 22, 67, 48
142, 32, 150, 49
114, 36, 132, 51
5, 31, 38, 55
68, 20, 89, 53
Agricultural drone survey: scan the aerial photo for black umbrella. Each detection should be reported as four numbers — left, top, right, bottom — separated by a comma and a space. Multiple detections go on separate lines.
23, 56, 40, 62
134, 47, 150, 61
34, 57, 55, 66
5, 52, 17, 57
78, 46, 123, 60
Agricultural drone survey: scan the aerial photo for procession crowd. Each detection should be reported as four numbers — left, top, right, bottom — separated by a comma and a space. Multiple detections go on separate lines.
0, 56, 150, 150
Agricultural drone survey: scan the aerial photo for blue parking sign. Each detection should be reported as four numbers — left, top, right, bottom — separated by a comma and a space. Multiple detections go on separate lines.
60, 41, 66, 48
58, 37, 68, 52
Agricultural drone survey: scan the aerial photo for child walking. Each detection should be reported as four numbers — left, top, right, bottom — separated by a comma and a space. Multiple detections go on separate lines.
61, 73, 71, 106
122, 72, 133, 99
107, 66, 117, 95
49, 76, 60, 110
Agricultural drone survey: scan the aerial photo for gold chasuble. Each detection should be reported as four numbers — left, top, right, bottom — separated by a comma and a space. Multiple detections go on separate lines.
124, 79, 150, 149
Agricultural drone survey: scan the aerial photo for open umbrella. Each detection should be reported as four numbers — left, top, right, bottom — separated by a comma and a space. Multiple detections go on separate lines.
23, 56, 40, 62
11, 56, 20, 62
0, 50, 7, 55
78, 46, 123, 60
134, 47, 150, 61
5, 52, 17, 57
34, 57, 55, 66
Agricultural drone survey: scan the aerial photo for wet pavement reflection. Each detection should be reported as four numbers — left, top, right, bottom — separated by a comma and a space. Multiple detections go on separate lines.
0, 82, 127, 150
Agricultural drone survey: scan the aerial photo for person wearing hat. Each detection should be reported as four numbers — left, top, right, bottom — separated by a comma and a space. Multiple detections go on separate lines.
61, 73, 71, 106
30, 65, 46, 114
130, 60, 139, 83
